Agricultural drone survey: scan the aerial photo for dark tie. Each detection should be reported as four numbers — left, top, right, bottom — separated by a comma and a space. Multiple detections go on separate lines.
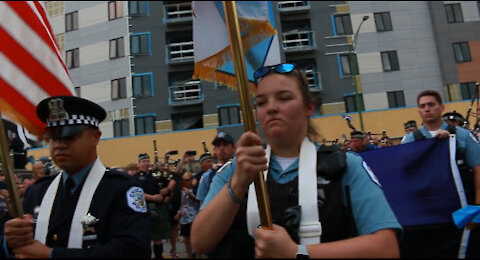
64, 177, 75, 202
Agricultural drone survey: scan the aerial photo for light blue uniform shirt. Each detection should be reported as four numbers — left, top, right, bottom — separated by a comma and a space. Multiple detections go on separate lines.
200, 146, 402, 236
195, 168, 215, 202
401, 122, 480, 168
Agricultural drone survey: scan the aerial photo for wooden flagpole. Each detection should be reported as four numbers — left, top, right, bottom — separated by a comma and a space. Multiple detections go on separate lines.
222, 1, 272, 229
0, 113, 24, 218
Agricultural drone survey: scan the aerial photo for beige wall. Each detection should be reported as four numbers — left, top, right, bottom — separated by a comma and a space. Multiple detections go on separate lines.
27, 100, 474, 168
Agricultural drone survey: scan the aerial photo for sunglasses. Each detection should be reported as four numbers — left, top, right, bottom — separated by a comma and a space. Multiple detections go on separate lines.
182, 178, 191, 181
253, 63, 296, 80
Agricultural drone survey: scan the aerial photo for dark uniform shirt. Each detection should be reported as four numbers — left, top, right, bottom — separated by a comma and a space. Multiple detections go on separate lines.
7, 168, 151, 258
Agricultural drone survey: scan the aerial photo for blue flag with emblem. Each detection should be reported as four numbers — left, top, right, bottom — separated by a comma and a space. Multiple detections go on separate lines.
192, 1, 281, 90
359, 137, 465, 227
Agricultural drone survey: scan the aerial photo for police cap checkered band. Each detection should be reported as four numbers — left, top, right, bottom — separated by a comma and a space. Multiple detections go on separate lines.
37, 96, 106, 128
46, 114, 100, 128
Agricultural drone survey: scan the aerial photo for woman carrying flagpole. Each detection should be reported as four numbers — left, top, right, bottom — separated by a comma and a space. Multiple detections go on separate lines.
190, 62, 403, 258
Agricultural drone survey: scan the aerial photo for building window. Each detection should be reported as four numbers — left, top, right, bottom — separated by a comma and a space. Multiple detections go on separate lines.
339, 54, 358, 77
111, 78, 127, 100
132, 73, 153, 97
344, 94, 364, 113
135, 115, 155, 135
108, 1, 123, 20
164, 1, 192, 21
374, 12, 392, 32
387, 91, 405, 108
218, 105, 241, 126
114, 119, 129, 137
445, 3, 463, 23
109, 37, 125, 59
460, 82, 477, 100
381, 51, 400, 71
46, 1, 64, 18
333, 14, 353, 35
65, 11, 78, 32
56, 33, 65, 53
66, 48, 79, 69
129, 1, 148, 16
171, 112, 203, 131
130, 33, 150, 55
453, 42, 471, 63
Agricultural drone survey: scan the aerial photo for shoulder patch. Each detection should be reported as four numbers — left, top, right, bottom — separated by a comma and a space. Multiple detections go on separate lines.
126, 186, 147, 213
362, 161, 381, 187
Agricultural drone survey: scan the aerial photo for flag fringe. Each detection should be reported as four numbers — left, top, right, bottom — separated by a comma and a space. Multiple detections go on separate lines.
193, 17, 276, 91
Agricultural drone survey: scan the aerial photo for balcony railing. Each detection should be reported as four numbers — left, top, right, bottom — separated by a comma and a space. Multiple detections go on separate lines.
278, 1, 310, 11
169, 80, 203, 106
167, 41, 194, 64
164, 2, 192, 24
282, 30, 315, 51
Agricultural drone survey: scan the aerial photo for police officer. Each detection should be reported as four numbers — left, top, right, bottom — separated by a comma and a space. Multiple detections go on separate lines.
349, 131, 377, 152
2, 96, 151, 258
401, 90, 480, 258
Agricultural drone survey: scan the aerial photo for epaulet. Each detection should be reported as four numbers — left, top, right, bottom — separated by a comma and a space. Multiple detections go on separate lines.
104, 169, 131, 179
216, 160, 232, 174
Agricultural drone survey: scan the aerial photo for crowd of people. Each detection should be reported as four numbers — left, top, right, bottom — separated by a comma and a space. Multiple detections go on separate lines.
0, 63, 479, 258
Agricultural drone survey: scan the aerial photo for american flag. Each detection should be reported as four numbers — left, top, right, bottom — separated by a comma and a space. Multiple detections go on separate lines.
0, 1, 74, 138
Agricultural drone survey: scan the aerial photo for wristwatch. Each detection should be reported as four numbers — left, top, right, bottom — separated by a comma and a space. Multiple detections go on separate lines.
296, 244, 309, 259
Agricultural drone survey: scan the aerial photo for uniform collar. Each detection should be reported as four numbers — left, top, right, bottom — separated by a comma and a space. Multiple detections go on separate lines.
62, 161, 95, 193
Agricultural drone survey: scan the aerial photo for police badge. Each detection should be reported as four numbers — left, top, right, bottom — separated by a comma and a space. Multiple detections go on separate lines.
126, 186, 147, 213
81, 213, 99, 246
47, 98, 69, 122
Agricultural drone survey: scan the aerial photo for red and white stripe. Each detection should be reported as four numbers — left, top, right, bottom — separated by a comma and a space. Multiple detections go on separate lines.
0, 1, 74, 137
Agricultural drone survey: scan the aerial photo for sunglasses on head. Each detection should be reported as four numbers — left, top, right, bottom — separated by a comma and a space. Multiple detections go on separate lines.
253, 63, 296, 80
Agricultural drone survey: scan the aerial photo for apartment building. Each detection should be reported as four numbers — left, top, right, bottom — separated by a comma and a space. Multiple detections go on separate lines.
46, 1, 480, 137
46, 1, 133, 138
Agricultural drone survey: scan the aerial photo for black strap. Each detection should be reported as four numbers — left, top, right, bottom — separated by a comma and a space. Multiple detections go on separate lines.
413, 129, 426, 141
316, 146, 347, 180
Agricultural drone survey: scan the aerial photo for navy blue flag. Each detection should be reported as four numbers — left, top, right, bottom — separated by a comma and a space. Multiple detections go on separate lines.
359, 137, 463, 227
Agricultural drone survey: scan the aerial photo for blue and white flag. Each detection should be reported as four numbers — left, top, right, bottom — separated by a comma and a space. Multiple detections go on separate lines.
359, 137, 466, 227
192, 1, 281, 91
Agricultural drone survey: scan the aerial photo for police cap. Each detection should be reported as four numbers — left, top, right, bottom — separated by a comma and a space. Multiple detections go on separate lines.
212, 132, 234, 146
404, 120, 417, 129
199, 153, 213, 162
36, 96, 106, 139
442, 110, 464, 123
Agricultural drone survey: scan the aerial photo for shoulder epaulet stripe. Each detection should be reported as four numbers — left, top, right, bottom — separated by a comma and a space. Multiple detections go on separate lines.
217, 160, 232, 174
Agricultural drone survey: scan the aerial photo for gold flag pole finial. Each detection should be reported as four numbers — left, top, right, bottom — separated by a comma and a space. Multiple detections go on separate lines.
222, 1, 272, 229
